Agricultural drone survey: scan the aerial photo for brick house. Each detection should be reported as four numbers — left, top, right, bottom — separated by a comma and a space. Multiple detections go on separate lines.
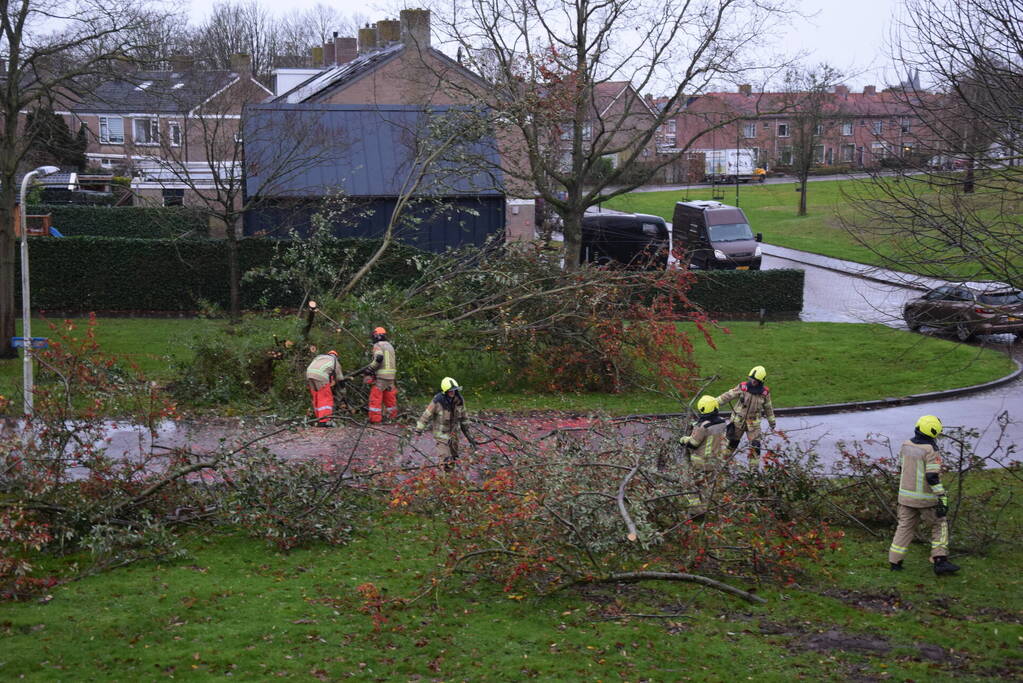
573, 81, 659, 171
271, 9, 542, 241
59, 55, 271, 206
665, 84, 934, 171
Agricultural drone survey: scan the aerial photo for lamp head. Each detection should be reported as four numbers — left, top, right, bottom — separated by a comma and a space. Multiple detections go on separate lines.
34, 165, 60, 176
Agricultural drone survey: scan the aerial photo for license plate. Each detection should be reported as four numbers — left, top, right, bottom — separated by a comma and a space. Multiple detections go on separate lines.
737, 265, 749, 270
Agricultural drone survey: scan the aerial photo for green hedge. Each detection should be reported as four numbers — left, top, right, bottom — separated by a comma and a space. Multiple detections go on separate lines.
689, 268, 804, 315
28, 205, 209, 238
17, 236, 429, 312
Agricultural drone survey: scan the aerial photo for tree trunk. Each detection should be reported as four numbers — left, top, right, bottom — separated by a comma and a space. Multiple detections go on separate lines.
798, 175, 808, 216
963, 157, 975, 194
226, 216, 241, 323
0, 184, 18, 359
562, 212, 583, 271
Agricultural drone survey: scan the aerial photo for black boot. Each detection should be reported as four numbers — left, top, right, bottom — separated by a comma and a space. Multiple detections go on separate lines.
890, 560, 903, 571
933, 556, 960, 575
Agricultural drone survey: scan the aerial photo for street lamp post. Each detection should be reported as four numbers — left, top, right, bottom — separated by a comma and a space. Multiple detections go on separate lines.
19, 165, 59, 417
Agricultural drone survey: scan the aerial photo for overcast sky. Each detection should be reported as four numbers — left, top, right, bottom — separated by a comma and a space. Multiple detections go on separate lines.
187, 0, 905, 90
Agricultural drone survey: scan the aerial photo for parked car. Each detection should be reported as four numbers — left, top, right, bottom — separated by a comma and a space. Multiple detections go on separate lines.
671, 200, 762, 270
903, 282, 1023, 341
581, 212, 669, 269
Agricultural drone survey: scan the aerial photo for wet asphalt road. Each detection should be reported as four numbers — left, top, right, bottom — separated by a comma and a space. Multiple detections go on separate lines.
759, 244, 1022, 462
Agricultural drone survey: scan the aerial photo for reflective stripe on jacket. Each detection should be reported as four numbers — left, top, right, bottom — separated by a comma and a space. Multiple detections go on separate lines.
369, 341, 397, 380
681, 418, 728, 469
897, 440, 943, 508
716, 382, 775, 426
306, 354, 341, 383
416, 393, 466, 441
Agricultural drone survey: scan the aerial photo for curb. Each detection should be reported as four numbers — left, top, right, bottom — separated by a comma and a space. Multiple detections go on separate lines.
760, 245, 932, 292
617, 358, 1023, 421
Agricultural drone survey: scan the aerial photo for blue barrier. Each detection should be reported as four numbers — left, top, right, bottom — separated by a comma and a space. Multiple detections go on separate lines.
11, 337, 49, 349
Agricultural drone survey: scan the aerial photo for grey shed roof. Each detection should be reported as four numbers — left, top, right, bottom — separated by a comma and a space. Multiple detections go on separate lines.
72, 70, 242, 114
243, 104, 503, 198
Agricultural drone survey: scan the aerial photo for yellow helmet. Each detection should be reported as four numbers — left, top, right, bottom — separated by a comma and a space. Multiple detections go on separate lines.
915, 415, 942, 437
696, 395, 719, 414
441, 377, 460, 392
748, 365, 767, 381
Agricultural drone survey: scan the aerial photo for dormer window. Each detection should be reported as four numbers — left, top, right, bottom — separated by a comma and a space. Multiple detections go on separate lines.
135, 81, 153, 90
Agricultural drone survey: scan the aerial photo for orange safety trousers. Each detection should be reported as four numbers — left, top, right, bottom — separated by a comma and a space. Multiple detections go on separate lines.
308, 382, 334, 424
368, 381, 397, 424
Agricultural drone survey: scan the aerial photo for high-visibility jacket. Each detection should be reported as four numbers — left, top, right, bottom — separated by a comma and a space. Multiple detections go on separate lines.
716, 382, 776, 428
368, 340, 397, 380
897, 440, 943, 508
306, 354, 341, 384
416, 393, 466, 442
680, 416, 728, 470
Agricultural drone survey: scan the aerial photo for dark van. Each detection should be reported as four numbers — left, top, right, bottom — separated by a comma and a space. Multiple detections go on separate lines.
671, 200, 762, 270
580, 212, 670, 269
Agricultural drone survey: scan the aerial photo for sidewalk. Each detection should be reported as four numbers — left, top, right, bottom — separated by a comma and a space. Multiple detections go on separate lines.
761, 243, 944, 292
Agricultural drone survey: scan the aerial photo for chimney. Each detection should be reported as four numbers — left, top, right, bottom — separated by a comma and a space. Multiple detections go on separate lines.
323, 36, 336, 66
169, 54, 194, 72
834, 84, 850, 96
335, 36, 357, 64
230, 53, 252, 72
738, 84, 752, 96
377, 19, 400, 45
400, 8, 431, 49
311, 46, 323, 67
358, 24, 378, 53
863, 85, 876, 96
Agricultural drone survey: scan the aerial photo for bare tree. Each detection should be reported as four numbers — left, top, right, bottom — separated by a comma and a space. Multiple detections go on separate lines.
842, 0, 1023, 286
782, 63, 842, 216
135, 82, 340, 321
0, 0, 158, 359
429, 0, 794, 269
186, 1, 280, 83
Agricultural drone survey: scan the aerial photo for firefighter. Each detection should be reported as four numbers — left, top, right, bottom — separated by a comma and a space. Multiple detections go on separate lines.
415, 377, 476, 469
888, 415, 960, 575
716, 365, 776, 458
678, 395, 730, 513
355, 326, 397, 424
305, 350, 343, 427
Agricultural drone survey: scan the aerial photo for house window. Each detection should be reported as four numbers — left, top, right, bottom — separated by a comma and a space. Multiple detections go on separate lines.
743, 122, 756, 138
100, 158, 113, 168
900, 118, 912, 133
667, 120, 676, 134
162, 189, 185, 207
582, 122, 592, 141
168, 121, 182, 147
777, 123, 789, 137
779, 146, 793, 165
840, 144, 855, 162
814, 124, 824, 136
871, 120, 883, 135
813, 145, 825, 163
99, 116, 124, 144
841, 122, 853, 136
133, 118, 159, 145
871, 141, 888, 158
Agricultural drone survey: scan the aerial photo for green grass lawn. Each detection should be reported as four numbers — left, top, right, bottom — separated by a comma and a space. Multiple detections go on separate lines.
1, 509, 1019, 680
1, 318, 1014, 416
465, 321, 1014, 414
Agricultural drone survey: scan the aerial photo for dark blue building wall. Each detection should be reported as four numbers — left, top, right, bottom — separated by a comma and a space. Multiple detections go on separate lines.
244, 196, 505, 253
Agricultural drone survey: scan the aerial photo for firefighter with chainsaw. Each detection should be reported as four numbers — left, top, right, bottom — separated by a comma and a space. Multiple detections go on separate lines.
354, 326, 397, 423
415, 377, 476, 469
305, 350, 343, 427
678, 395, 730, 513
716, 365, 776, 458
888, 415, 960, 575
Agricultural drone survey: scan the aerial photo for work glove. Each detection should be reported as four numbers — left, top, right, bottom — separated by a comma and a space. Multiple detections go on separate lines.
936, 494, 949, 518
363, 375, 374, 385
768, 421, 777, 432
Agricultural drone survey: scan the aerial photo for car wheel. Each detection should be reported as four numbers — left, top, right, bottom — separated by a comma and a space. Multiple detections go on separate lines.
954, 322, 976, 342
904, 313, 921, 331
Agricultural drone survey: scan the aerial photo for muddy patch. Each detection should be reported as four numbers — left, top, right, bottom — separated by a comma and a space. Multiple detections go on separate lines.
820, 588, 912, 614
760, 622, 954, 664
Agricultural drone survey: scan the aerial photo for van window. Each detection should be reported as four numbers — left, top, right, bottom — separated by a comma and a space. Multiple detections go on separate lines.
707, 222, 754, 242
